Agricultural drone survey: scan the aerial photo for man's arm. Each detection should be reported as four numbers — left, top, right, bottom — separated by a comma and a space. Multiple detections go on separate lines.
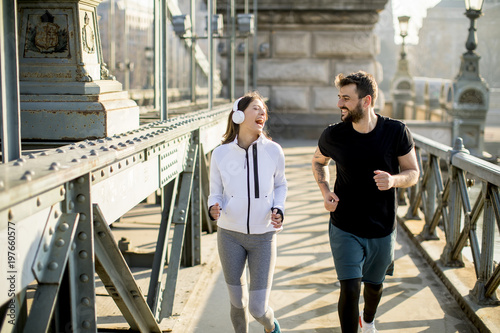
312, 147, 339, 212
373, 147, 419, 191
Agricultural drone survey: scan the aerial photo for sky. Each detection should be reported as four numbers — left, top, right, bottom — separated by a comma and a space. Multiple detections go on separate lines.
392, 0, 443, 44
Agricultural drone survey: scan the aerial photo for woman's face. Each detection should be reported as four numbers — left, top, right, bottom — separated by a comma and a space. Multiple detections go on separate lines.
239, 98, 267, 134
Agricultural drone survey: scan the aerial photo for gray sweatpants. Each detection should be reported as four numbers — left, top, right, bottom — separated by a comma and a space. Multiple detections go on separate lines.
217, 227, 277, 333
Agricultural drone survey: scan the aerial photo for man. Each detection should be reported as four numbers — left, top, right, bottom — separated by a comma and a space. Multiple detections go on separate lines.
311, 71, 419, 333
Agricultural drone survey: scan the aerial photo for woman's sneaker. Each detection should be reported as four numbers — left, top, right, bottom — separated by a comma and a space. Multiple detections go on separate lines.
267, 318, 281, 333
359, 311, 378, 333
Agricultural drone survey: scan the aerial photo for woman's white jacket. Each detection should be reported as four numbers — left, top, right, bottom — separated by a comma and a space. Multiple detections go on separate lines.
208, 135, 287, 234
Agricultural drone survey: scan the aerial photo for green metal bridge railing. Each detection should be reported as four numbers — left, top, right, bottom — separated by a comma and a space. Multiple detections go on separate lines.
402, 133, 500, 306
0, 105, 229, 332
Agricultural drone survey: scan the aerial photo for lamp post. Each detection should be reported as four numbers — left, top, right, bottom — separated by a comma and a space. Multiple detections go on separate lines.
449, 0, 490, 158
391, 15, 414, 119
398, 15, 409, 60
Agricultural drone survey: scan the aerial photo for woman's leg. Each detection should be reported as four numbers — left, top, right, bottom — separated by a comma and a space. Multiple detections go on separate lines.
339, 278, 362, 333
218, 229, 250, 333
246, 232, 277, 332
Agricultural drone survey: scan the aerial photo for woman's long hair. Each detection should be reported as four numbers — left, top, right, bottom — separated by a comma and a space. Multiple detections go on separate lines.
222, 91, 270, 144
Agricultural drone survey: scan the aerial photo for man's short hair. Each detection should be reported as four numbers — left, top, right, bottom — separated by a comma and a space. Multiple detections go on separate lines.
335, 71, 378, 107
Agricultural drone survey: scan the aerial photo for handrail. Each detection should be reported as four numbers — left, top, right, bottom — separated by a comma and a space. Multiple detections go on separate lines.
0, 103, 231, 330
404, 133, 500, 305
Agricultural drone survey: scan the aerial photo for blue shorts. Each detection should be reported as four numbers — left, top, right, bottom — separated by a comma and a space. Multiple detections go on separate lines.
329, 223, 396, 284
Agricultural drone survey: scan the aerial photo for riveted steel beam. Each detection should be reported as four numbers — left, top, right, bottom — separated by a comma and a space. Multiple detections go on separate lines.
23, 208, 79, 333
64, 175, 96, 332
158, 138, 198, 319
93, 204, 162, 332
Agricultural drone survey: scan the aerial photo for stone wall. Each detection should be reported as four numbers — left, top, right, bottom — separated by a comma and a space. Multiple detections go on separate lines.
218, 0, 388, 139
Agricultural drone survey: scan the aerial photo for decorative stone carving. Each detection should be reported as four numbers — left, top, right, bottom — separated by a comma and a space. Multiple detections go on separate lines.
24, 10, 70, 57
82, 12, 96, 54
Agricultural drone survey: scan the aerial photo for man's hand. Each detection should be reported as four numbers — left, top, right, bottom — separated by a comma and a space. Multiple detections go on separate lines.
373, 170, 394, 191
324, 192, 339, 212
209, 203, 221, 220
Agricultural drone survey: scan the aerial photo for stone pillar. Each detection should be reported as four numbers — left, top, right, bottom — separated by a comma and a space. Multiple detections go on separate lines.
450, 51, 489, 157
218, 0, 388, 139
391, 56, 415, 120
17, 0, 139, 141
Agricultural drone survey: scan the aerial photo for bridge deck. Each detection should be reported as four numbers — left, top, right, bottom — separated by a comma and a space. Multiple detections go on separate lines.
96, 140, 497, 332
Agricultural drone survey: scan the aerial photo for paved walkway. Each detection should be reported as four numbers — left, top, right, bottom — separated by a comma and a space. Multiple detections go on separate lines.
98, 140, 483, 332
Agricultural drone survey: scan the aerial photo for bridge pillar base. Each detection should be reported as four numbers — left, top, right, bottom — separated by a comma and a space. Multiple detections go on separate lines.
470, 280, 500, 306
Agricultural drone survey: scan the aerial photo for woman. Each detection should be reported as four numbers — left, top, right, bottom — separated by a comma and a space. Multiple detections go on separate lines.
208, 91, 287, 333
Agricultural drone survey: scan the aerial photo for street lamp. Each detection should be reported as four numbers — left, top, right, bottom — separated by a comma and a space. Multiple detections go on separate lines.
398, 15, 410, 59
449, 0, 489, 158
390, 15, 414, 119
464, 0, 484, 53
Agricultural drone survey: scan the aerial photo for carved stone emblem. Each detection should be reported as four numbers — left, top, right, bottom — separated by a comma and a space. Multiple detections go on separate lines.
25, 10, 69, 56
459, 89, 483, 105
82, 12, 95, 54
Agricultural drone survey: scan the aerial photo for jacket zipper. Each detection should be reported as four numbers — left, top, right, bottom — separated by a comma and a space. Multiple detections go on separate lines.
245, 148, 251, 234
243, 143, 260, 234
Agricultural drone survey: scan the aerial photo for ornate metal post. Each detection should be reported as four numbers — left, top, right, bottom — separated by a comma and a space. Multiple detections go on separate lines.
391, 16, 415, 119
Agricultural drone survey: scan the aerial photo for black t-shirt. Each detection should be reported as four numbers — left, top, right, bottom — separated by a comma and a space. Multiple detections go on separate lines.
318, 115, 414, 238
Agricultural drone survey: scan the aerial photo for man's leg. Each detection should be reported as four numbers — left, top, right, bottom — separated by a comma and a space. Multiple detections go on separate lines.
362, 282, 383, 323
339, 278, 362, 333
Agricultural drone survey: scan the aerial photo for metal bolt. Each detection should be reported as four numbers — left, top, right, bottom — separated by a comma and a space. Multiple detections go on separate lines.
77, 194, 86, 203
21, 170, 34, 181
48, 262, 58, 270
79, 250, 88, 259
98, 231, 105, 238
78, 232, 87, 240
55, 238, 65, 247
80, 274, 89, 283
81, 320, 91, 329
59, 223, 69, 231
49, 162, 60, 171
81, 297, 91, 306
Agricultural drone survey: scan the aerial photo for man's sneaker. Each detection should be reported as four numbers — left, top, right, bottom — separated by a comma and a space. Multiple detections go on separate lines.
359, 311, 377, 333
267, 318, 281, 333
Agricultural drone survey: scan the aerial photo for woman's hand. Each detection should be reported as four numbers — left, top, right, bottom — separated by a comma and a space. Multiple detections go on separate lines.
271, 208, 283, 229
209, 203, 221, 221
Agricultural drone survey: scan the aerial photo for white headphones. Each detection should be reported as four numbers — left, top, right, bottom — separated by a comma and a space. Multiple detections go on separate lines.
232, 98, 245, 124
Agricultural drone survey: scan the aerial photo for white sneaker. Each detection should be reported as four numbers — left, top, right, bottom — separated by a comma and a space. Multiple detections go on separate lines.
359, 311, 378, 333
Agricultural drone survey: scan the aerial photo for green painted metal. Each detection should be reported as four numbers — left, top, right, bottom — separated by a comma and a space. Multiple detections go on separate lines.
0, 0, 21, 162
23, 209, 79, 333
93, 204, 162, 333
406, 133, 500, 305
159, 138, 198, 318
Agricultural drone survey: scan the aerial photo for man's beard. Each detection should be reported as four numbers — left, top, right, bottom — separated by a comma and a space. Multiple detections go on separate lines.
341, 101, 364, 123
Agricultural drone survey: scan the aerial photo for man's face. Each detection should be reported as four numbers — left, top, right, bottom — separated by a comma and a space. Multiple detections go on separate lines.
337, 84, 365, 123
